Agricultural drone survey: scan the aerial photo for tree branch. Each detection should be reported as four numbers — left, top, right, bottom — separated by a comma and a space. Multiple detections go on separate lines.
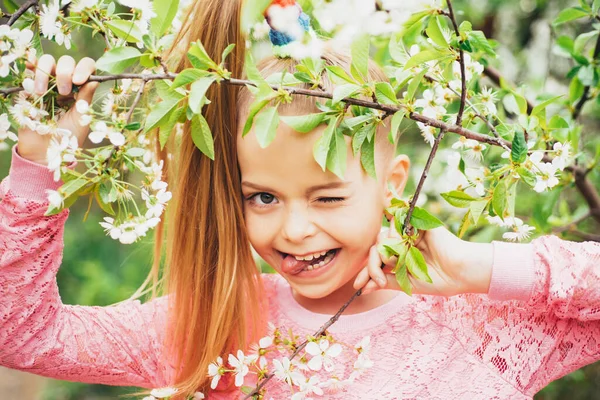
572, 31, 600, 120
243, 288, 364, 399
446, 0, 467, 126
4, 0, 38, 26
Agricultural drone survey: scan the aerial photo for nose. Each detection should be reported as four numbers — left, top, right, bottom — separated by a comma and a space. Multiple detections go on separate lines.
281, 203, 317, 243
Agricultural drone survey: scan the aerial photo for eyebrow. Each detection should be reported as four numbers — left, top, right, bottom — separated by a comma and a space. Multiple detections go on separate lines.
241, 181, 351, 195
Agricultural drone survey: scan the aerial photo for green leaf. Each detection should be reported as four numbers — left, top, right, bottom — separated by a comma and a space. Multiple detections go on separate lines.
395, 260, 412, 296
511, 131, 527, 163
406, 68, 429, 100
145, 96, 183, 132
245, 52, 272, 92
404, 49, 448, 70
531, 95, 563, 118
188, 76, 217, 114
313, 118, 337, 171
406, 246, 432, 283
326, 65, 357, 84
469, 199, 489, 224
426, 16, 448, 47
360, 138, 377, 179
172, 68, 211, 89
326, 130, 347, 179
332, 84, 361, 104
159, 106, 184, 149
440, 191, 476, 208
188, 40, 217, 70
3, 0, 18, 13
395, 259, 412, 296
492, 180, 508, 219
410, 207, 444, 230
351, 34, 370, 82
96, 47, 141, 74
389, 111, 405, 144
280, 113, 326, 133
466, 31, 496, 56
242, 91, 276, 137
105, 20, 143, 43
375, 82, 399, 105
457, 210, 472, 238
95, 190, 115, 215
569, 76, 585, 103
343, 115, 373, 130
151, 0, 179, 36
352, 123, 374, 156
44, 178, 90, 216
191, 114, 215, 159
553, 7, 590, 26
220, 44, 236, 63
253, 106, 280, 148
99, 180, 118, 203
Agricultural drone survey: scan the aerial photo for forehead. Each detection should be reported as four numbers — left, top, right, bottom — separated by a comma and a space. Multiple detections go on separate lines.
237, 122, 356, 190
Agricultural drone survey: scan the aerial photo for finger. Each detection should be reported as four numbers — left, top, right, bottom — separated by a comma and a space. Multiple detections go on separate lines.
353, 266, 371, 290
367, 245, 387, 288
56, 55, 76, 96
361, 279, 379, 296
72, 57, 96, 85
34, 54, 56, 95
72, 57, 98, 104
74, 80, 99, 104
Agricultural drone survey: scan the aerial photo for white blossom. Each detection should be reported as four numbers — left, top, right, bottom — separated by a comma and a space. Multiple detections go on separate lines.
89, 121, 125, 146
305, 338, 342, 372
502, 218, 535, 242
150, 387, 178, 398
273, 357, 303, 386
228, 350, 250, 387
533, 162, 559, 192
207, 356, 225, 390
0, 113, 17, 144
551, 142, 572, 171
46, 189, 64, 208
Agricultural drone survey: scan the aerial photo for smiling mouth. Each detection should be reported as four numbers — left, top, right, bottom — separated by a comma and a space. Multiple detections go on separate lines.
278, 249, 340, 274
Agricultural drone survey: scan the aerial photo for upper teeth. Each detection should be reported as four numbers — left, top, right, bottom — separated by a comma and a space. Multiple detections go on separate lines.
294, 250, 328, 261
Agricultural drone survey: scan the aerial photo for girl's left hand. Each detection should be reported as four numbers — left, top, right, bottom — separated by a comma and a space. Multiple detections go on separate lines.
352, 221, 494, 297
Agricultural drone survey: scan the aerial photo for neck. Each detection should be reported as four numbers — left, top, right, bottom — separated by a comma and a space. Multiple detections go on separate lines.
292, 277, 398, 315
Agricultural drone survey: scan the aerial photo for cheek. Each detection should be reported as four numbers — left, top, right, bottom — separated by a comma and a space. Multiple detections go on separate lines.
244, 210, 279, 253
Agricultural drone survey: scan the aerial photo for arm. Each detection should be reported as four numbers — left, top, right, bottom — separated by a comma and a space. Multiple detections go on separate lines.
425, 235, 600, 396
0, 146, 172, 388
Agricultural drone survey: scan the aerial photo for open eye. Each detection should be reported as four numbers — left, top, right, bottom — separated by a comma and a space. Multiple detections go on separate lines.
247, 192, 278, 207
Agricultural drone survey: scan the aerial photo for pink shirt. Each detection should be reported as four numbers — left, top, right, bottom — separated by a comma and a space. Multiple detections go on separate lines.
1, 146, 600, 399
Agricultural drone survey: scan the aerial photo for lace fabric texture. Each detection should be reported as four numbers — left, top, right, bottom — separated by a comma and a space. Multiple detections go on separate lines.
1, 157, 600, 399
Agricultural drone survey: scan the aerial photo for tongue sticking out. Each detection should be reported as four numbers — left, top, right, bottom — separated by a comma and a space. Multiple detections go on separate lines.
281, 251, 331, 275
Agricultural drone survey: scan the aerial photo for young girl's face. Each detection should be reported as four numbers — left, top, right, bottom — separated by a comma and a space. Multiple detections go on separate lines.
238, 120, 401, 300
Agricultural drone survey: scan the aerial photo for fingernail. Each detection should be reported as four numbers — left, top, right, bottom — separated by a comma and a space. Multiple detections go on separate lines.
35, 81, 44, 93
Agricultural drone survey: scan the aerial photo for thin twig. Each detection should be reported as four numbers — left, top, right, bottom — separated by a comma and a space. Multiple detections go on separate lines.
553, 212, 591, 234
125, 81, 146, 124
403, 129, 447, 236
572, 31, 600, 120
446, 0, 467, 126
243, 288, 364, 399
5, 0, 38, 25
570, 230, 600, 242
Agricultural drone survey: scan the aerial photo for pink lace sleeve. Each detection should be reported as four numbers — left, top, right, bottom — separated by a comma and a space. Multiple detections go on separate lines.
0, 146, 172, 388
422, 235, 600, 397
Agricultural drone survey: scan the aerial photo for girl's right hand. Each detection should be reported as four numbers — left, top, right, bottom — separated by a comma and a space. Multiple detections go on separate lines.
17, 53, 99, 166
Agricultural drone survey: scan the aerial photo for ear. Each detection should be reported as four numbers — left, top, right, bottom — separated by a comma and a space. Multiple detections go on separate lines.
383, 154, 410, 207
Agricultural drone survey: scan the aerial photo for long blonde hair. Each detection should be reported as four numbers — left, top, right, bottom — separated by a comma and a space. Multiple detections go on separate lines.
143, 1, 390, 397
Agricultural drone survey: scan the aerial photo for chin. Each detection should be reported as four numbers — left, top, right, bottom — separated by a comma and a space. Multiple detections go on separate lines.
288, 280, 339, 299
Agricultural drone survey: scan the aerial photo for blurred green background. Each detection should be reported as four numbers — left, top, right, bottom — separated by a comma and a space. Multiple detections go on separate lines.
1, 0, 600, 398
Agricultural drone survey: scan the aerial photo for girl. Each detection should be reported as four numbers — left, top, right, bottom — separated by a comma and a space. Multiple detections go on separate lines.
2, 0, 600, 399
